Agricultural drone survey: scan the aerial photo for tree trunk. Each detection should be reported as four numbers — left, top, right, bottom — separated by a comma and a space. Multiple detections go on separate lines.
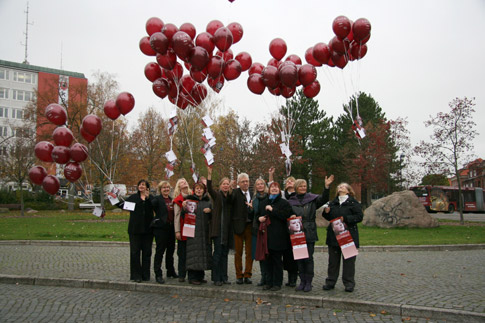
20, 186, 25, 217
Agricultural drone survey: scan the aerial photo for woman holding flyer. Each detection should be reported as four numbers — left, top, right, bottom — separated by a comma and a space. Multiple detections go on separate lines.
322, 183, 363, 293
288, 175, 334, 292
117, 179, 154, 283
182, 182, 212, 285
173, 178, 193, 282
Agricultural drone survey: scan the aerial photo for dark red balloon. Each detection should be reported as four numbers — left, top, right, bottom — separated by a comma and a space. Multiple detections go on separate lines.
352, 18, 371, 42
28, 166, 47, 185
64, 162, 83, 183
190, 83, 208, 105
189, 46, 210, 71
45, 103, 67, 126
156, 49, 177, 70
52, 126, 73, 147
280, 85, 296, 99
144, 62, 162, 83
208, 75, 225, 93
146, 17, 164, 36
285, 55, 302, 66
190, 67, 208, 83
333, 16, 352, 40
305, 47, 322, 67
227, 22, 243, 44
175, 95, 189, 110
195, 32, 215, 54
70, 143, 88, 162
149, 32, 169, 55
35, 141, 54, 162
329, 36, 350, 55
206, 20, 224, 36
42, 175, 60, 195
139, 36, 156, 56
249, 62, 264, 75
180, 75, 196, 96
298, 64, 317, 87
152, 78, 170, 99
216, 49, 233, 62
269, 38, 287, 61
262, 66, 280, 89
313, 43, 331, 65
51, 145, 71, 164
161, 23, 179, 43
82, 114, 102, 136
303, 80, 321, 98
267, 87, 281, 96
267, 58, 280, 68
80, 127, 96, 143
207, 55, 225, 79
213, 27, 233, 52
103, 99, 120, 120
247, 74, 265, 95
179, 22, 196, 40
332, 52, 348, 69
278, 61, 298, 88
116, 92, 135, 116
223, 59, 242, 81
171, 31, 194, 62
169, 62, 183, 82
350, 43, 368, 60
235, 52, 252, 71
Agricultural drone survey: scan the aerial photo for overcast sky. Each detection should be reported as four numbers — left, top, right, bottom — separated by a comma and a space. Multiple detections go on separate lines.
1, 0, 484, 163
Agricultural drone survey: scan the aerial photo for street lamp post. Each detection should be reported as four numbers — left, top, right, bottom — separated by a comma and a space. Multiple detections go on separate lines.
399, 154, 405, 190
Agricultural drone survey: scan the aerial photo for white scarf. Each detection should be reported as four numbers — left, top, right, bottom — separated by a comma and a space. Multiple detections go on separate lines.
338, 195, 349, 205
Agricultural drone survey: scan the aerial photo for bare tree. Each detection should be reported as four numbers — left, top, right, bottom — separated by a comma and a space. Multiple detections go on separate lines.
414, 97, 478, 224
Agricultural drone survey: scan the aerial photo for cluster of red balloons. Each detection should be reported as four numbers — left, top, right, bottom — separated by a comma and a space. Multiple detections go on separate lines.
103, 92, 136, 121
28, 103, 89, 195
307, 16, 371, 70
141, 17, 252, 110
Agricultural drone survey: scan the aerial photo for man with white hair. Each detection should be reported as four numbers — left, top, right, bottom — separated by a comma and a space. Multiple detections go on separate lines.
231, 173, 254, 284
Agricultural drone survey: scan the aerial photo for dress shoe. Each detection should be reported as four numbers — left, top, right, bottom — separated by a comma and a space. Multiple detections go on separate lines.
244, 277, 252, 284
270, 286, 281, 291
236, 278, 244, 284
156, 276, 165, 284
322, 284, 335, 290
189, 280, 201, 285
262, 285, 272, 290
345, 286, 354, 292
214, 281, 223, 286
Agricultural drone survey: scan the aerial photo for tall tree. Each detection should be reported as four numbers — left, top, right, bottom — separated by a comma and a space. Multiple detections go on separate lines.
420, 174, 450, 186
414, 97, 478, 224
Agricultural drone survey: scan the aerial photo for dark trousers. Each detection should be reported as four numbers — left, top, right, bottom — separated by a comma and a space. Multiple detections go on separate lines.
326, 245, 357, 288
283, 247, 298, 277
266, 249, 284, 287
297, 242, 315, 277
165, 224, 176, 274
177, 239, 187, 279
129, 233, 153, 281
153, 227, 169, 278
188, 269, 205, 282
212, 236, 229, 283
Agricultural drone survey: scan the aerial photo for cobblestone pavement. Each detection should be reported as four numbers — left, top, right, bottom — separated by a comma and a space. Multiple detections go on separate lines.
0, 242, 484, 322
0, 283, 444, 323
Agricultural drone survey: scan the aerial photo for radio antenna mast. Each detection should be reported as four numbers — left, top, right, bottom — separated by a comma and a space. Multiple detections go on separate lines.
21, 2, 34, 64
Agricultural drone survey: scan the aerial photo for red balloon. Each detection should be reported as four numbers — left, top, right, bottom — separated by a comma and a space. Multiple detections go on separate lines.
227, 22, 243, 44
312, 43, 331, 65
267, 87, 281, 96
280, 85, 296, 99
144, 62, 161, 83
166, 77, 179, 99
146, 17, 164, 36
70, 143, 88, 162
82, 114, 102, 136
329, 36, 350, 55
42, 175, 60, 195
195, 32, 215, 54
298, 64, 317, 87
248, 62, 264, 75
285, 55, 302, 66
190, 67, 208, 83
223, 59, 242, 81
352, 18, 371, 42
262, 66, 280, 89
139, 36, 156, 56
116, 92, 135, 116
156, 49, 177, 70
213, 27, 233, 52
35, 141, 54, 162
206, 20, 224, 36
207, 55, 225, 79
161, 23, 179, 43
360, 33, 371, 45
235, 52, 252, 71
350, 43, 368, 60
80, 127, 96, 143
175, 94, 189, 110
45, 103, 67, 126
103, 99, 120, 120
29, 166, 47, 185
149, 32, 169, 55
152, 78, 170, 98
216, 49, 233, 62
267, 58, 280, 68
64, 162, 83, 183
52, 126, 73, 147
169, 62, 183, 82
51, 145, 71, 164
303, 80, 321, 98
190, 84, 208, 105
247, 74, 265, 95
171, 31, 194, 62
269, 38, 287, 61
305, 47, 322, 67
207, 75, 225, 93
180, 75, 196, 96
189, 46, 210, 71
179, 22, 196, 40
333, 15, 352, 40
332, 52, 348, 69
278, 61, 298, 88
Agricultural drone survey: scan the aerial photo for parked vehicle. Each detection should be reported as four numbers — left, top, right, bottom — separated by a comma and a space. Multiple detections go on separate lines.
410, 185, 485, 213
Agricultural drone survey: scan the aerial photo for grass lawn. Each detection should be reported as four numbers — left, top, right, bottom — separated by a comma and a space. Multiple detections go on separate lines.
1, 210, 484, 245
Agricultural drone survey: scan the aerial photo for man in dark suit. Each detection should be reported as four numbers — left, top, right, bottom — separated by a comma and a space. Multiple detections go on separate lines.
231, 173, 254, 284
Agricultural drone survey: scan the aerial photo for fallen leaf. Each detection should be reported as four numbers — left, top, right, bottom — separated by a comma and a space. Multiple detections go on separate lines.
370, 313, 376, 317
400, 273, 406, 276
224, 298, 230, 302
380, 310, 387, 314
285, 305, 292, 308
402, 317, 411, 321
172, 295, 178, 298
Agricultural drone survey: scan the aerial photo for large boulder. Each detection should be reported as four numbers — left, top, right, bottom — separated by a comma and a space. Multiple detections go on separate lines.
363, 190, 439, 228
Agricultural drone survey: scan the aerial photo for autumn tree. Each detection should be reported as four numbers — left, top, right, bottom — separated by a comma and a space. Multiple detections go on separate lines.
420, 174, 450, 186
414, 97, 478, 224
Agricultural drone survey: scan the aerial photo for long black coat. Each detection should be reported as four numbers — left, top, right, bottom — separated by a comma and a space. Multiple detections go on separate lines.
151, 195, 171, 230
322, 196, 363, 248
207, 180, 233, 247
230, 188, 254, 235
119, 192, 154, 235
258, 194, 293, 251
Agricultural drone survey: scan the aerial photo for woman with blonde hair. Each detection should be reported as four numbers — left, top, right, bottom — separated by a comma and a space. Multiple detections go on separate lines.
251, 177, 269, 287
173, 178, 193, 282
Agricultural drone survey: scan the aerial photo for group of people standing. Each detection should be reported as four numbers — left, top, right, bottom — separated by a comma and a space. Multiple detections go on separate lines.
118, 166, 363, 293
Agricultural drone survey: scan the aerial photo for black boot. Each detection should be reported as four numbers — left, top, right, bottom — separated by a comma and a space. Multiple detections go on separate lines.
286, 271, 297, 287
295, 273, 306, 291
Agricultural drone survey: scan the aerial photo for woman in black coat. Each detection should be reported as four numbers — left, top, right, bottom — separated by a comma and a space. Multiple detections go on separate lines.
322, 182, 363, 292
257, 182, 293, 291
117, 179, 154, 283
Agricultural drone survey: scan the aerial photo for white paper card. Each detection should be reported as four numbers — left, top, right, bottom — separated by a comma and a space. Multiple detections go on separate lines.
123, 201, 136, 211
168, 108, 177, 119
107, 192, 120, 205
208, 137, 216, 147
357, 128, 366, 139
165, 150, 177, 163
203, 128, 214, 140
93, 206, 104, 217
202, 116, 214, 127
192, 173, 198, 183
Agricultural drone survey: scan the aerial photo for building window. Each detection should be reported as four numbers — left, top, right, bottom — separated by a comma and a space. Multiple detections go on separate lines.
11, 108, 24, 119
0, 146, 7, 156
0, 69, 8, 80
0, 107, 8, 118
0, 88, 8, 99
13, 71, 36, 84
11, 90, 34, 102
0, 126, 8, 137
